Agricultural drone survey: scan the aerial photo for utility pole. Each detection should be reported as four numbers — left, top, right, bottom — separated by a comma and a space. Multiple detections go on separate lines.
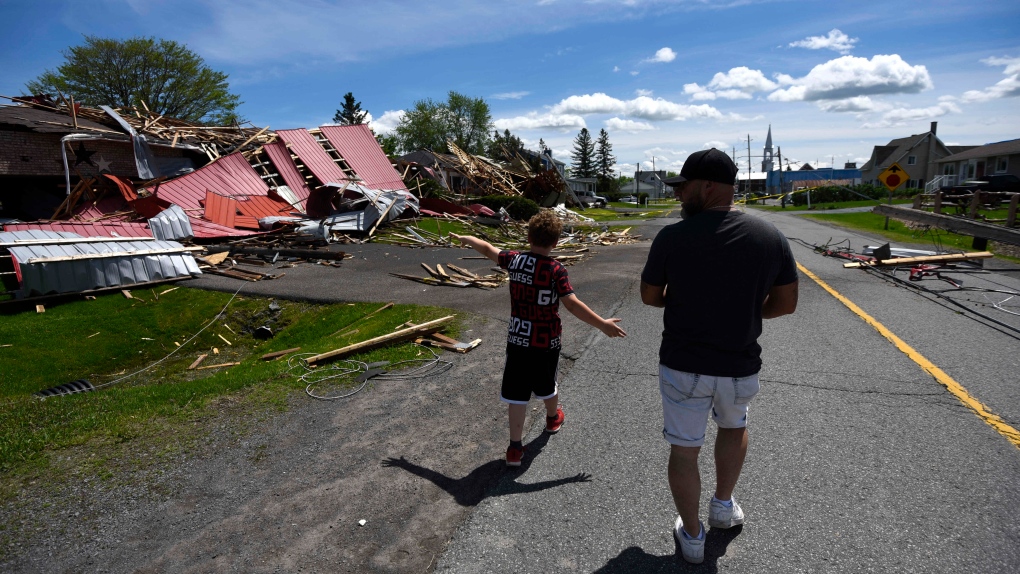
747, 134, 753, 199
778, 146, 785, 208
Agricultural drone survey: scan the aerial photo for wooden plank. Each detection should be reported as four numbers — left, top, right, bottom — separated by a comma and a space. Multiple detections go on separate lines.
196, 361, 241, 370
843, 251, 993, 268
435, 264, 451, 280
420, 263, 440, 278
35, 304, 45, 314
304, 315, 456, 365
260, 347, 301, 361
188, 354, 209, 369
218, 334, 232, 346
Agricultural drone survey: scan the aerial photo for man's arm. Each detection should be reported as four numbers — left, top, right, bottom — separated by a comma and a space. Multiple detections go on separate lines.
449, 233, 500, 263
561, 294, 627, 337
640, 281, 666, 308
762, 280, 798, 318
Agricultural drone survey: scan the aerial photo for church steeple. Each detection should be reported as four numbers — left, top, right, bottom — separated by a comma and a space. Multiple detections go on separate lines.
762, 125, 774, 172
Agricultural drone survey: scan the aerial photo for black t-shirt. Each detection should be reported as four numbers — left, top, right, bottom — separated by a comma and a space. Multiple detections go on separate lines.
641, 210, 797, 377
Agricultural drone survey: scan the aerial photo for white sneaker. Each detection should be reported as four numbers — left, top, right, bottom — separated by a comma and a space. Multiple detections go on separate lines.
673, 515, 705, 564
708, 496, 745, 529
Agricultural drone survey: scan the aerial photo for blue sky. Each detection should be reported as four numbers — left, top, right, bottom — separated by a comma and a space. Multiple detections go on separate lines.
2, 0, 1018, 176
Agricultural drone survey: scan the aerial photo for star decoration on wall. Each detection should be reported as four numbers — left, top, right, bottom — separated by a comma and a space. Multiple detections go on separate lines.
72, 142, 97, 167
96, 155, 112, 173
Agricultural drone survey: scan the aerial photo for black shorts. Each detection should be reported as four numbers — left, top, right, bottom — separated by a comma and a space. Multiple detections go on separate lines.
501, 344, 560, 404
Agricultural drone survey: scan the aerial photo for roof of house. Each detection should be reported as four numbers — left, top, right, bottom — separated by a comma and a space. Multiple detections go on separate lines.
0, 104, 118, 134
860, 132, 946, 172
937, 138, 1020, 163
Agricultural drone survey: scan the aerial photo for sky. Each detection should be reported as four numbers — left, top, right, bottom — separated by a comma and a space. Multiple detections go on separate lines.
1, 0, 1018, 177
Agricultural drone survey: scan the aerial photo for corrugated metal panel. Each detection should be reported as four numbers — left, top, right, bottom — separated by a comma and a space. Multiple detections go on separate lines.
263, 141, 312, 210
4, 221, 153, 238
148, 205, 194, 241
3, 232, 201, 296
142, 152, 269, 210
235, 195, 292, 218
234, 216, 260, 230
203, 191, 237, 228
188, 218, 259, 238
320, 124, 407, 191
72, 195, 130, 220
276, 129, 350, 185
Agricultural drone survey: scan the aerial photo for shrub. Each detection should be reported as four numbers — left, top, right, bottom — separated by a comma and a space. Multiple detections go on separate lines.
789, 184, 915, 206
474, 195, 541, 221
637, 192, 649, 204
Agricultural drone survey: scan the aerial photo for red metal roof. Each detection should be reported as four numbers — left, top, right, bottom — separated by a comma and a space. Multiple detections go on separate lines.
4, 221, 154, 238
143, 152, 270, 210
103, 174, 139, 201
263, 141, 312, 210
203, 191, 237, 228
320, 124, 407, 191
188, 217, 258, 238
276, 129, 350, 185
235, 195, 293, 218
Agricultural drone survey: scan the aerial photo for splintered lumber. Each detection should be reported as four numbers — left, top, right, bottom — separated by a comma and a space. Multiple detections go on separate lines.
420, 263, 440, 278
260, 347, 301, 361
196, 361, 241, 370
199, 252, 231, 265
188, 354, 209, 369
843, 251, 993, 268
304, 315, 456, 366
390, 272, 471, 288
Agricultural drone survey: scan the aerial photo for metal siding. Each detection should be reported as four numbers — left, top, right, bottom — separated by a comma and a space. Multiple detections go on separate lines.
4, 221, 153, 238
320, 124, 407, 190
235, 195, 292, 218
148, 205, 194, 241
264, 141, 313, 209
203, 191, 238, 228
276, 129, 350, 185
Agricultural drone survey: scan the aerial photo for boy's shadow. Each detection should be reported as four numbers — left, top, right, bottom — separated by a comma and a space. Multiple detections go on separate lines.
382, 432, 590, 507
593, 525, 743, 573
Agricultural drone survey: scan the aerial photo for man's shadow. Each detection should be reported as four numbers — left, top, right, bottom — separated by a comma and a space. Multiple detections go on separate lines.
592, 525, 743, 573
382, 432, 590, 507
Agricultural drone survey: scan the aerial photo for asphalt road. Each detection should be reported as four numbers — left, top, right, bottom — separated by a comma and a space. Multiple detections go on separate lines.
434, 208, 1020, 573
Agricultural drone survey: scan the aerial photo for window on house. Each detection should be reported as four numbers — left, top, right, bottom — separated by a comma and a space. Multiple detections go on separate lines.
907, 156, 917, 165
943, 164, 955, 175
996, 156, 1008, 172
966, 163, 975, 179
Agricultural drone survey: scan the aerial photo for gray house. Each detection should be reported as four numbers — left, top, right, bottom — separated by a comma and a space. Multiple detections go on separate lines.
933, 138, 1020, 188
859, 122, 972, 191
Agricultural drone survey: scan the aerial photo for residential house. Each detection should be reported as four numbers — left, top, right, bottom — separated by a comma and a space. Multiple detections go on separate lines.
933, 138, 1020, 188
859, 122, 972, 190
619, 170, 668, 198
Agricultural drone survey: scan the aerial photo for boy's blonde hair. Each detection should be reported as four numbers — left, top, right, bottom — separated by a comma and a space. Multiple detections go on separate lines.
527, 209, 562, 248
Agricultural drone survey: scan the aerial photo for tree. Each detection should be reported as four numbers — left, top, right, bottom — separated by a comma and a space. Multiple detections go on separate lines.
26, 35, 240, 124
594, 128, 618, 193
487, 129, 525, 162
334, 92, 368, 125
393, 91, 492, 155
570, 128, 596, 179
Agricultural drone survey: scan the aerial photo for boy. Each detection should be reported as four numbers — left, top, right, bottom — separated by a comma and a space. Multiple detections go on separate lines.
450, 210, 626, 466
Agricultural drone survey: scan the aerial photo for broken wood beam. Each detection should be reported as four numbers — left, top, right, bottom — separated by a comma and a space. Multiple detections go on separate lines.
842, 251, 993, 268
260, 347, 301, 361
188, 354, 209, 369
304, 315, 456, 366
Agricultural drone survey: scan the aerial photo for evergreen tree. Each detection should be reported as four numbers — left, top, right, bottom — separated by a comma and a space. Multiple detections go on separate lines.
487, 128, 524, 161
539, 138, 549, 155
333, 92, 368, 125
595, 129, 616, 180
570, 128, 596, 179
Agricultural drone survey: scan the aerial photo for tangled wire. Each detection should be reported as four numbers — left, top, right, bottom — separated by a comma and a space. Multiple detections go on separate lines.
287, 344, 454, 400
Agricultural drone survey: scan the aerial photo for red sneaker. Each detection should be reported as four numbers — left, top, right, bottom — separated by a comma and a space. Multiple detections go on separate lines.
506, 445, 524, 467
545, 406, 565, 433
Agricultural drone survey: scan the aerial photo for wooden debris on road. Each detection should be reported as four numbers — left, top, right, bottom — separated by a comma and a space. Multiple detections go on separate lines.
843, 251, 993, 268
394, 262, 508, 289
260, 347, 301, 361
188, 354, 209, 370
304, 315, 456, 366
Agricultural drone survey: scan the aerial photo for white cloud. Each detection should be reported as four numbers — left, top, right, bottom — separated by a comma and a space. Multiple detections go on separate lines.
613, 66, 620, 72
960, 56, 1020, 102
789, 29, 858, 54
704, 141, 728, 150
684, 67, 777, 100
767, 54, 932, 102
861, 101, 961, 128
646, 47, 677, 63
630, 71, 640, 76
369, 110, 405, 134
635, 89, 654, 97
550, 93, 721, 121
817, 96, 890, 113
605, 117, 655, 132
491, 91, 531, 100
494, 112, 586, 131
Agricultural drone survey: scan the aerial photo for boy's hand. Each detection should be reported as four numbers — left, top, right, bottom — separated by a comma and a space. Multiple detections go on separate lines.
600, 318, 627, 338
449, 233, 464, 243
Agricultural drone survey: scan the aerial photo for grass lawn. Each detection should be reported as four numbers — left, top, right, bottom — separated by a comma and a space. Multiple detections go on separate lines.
0, 287, 454, 498
798, 211, 1010, 255
569, 205, 674, 221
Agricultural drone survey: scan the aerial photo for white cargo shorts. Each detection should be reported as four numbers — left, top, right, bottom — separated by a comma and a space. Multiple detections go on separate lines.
659, 364, 760, 447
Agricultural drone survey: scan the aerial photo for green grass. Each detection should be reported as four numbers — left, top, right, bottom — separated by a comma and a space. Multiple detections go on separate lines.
569, 205, 674, 221
0, 287, 455, 491
799, 211, 998, 253
747, 199, 914, 212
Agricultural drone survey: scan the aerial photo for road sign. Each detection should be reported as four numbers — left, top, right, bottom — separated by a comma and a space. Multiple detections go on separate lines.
878, 162, 908, 192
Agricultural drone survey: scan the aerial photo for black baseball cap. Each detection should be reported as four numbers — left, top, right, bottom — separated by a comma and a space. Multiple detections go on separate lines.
662, 148, 738, 186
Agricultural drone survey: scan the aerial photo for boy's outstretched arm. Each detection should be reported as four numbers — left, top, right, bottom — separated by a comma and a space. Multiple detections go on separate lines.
449, 233, 500, 263
561, 294, 627, 338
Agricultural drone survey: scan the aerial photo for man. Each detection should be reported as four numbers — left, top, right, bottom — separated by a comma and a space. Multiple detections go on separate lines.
640, 148, 798, 564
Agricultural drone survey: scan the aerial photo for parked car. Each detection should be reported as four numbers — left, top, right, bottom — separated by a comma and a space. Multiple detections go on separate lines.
620, 195, 638, 204
575, 190, 607, 208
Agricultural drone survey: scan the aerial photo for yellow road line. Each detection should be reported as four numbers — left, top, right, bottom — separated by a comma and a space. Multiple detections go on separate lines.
796, 262, 1020, 449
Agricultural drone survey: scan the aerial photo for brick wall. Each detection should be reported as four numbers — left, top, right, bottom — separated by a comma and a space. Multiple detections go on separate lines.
0, 129, 197, 179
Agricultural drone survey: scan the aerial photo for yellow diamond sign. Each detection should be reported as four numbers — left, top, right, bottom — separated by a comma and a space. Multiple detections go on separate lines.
878, 162, 908, 192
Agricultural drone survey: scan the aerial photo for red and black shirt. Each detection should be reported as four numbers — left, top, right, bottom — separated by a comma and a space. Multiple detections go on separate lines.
497, 250, 574, 350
